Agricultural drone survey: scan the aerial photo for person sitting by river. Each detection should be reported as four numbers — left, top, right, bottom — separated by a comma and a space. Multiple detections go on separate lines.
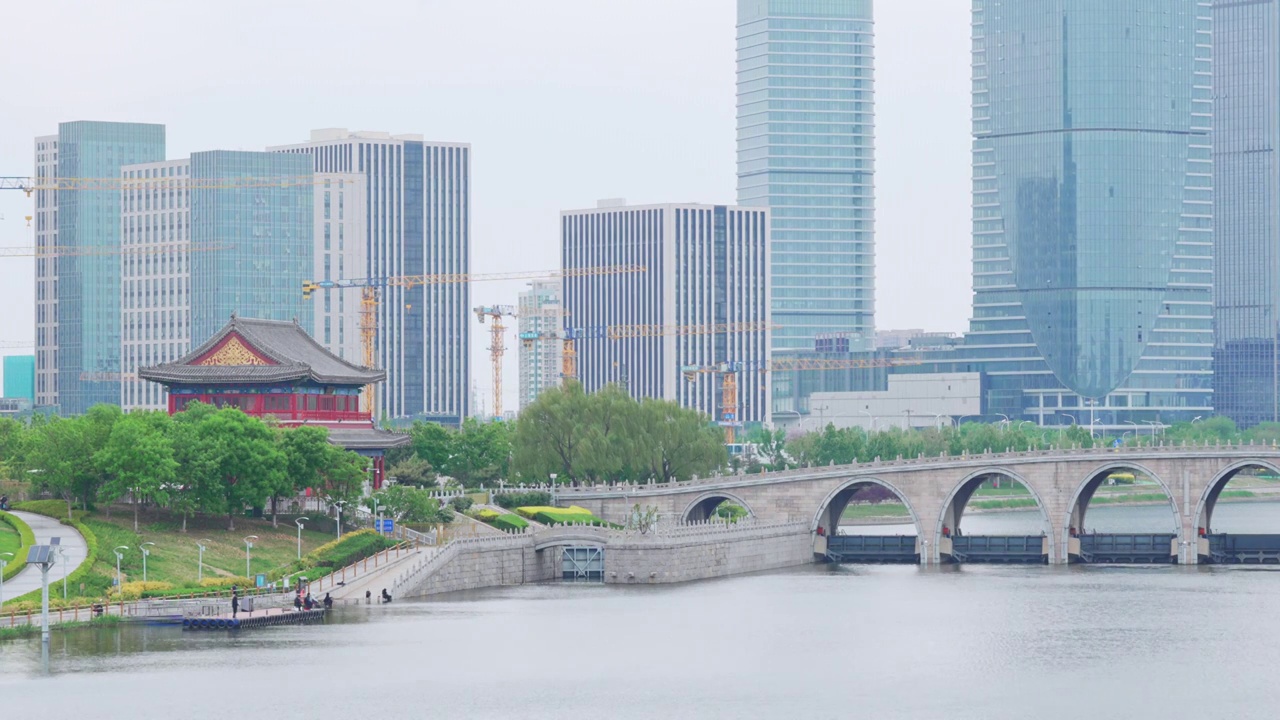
294, 592, 303, 612
381, 588, 392, 604
323, 593, 333, 610
0, 494, 9, 510
304, 593, 315, 611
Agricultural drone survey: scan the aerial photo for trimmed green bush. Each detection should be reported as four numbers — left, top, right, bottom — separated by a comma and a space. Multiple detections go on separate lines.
494, 491, 552, 510
448, 496, 474, 513
0, 510, 35, 581
491, 514, 529, 532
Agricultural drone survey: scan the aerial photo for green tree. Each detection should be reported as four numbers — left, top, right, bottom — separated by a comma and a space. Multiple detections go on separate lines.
449, 418, 511, 487
634, 398, 728, 483
512, 381, 593, 482
198, 408, 285, 531
23, 416, 96, 520
94, 412, 178, 531
579, 384, 639, 483
277, 425, 333, 526
386, 455, 435, 488
367, 484, 448, 523
169, 402, 222, 531
318, 446, 368, 532
409, 421, 455, 474
747, 426, 789, 471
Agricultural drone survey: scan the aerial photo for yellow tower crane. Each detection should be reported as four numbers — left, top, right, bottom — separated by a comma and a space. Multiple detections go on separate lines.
681, 356, 926, 444
474, 305, 517, 418
303, 264, 646, 418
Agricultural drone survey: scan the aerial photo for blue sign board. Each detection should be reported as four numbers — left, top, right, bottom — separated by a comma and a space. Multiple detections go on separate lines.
376, 519, 395, 533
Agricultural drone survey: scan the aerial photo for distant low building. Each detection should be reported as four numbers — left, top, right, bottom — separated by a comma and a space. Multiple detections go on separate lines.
807, 373, 984, 431
3, 355, 35, 404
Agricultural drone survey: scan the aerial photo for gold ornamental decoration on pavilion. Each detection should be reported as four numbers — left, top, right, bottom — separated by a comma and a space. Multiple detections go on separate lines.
197, 336, 268, 366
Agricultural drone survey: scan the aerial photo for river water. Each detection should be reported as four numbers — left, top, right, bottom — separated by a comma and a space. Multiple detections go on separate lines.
4, 503, 1280, 719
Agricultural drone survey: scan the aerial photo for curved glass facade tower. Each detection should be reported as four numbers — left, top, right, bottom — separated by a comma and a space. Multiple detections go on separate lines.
960, 0, 1214, 424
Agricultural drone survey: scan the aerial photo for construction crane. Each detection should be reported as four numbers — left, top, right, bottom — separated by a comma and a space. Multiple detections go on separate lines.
681, 356, 926, 444
519, 321, 774, 392
1, 175, 327, 196
474, 305, 517, 418
302, 264, 646, 418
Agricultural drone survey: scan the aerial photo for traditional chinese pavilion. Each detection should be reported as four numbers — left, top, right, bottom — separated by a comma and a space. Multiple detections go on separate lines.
139, 315, 408, 488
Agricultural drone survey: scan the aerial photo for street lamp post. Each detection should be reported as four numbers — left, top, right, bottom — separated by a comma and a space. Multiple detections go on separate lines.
373, 497, 381, 535
333, 501, 347, 539
140, 542, 155, 583
197, 540, 210, 582
113, 546, 129, 589
859, 410, 875, 431
0, 552, 13, 609
243, 536, 258, 580
295, 518, 309, 560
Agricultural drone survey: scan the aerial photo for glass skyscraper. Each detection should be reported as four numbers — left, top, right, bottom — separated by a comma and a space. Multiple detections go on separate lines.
189, 151, 315, 342
955, 0, 1215, 426
45, 121, 166, 415
1213, 0, 1280, 427
736, 0, 875, 354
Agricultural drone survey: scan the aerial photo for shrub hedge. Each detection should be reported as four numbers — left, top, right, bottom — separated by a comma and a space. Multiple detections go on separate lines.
0, 510, 35, 581
494, 491, 552, 510
12, 499, 80, 521
273, 529, 395, 583
118, 581, 174, 600
491, 514, 529, 532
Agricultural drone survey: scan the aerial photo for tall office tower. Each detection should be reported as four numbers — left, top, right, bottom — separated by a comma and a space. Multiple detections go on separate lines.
36, 121, 166, 415
272, 130, 471, 423
736, 0, 876, 353
1213, 0, 1280, 427
560, 202, 771, 424
120, 152, 320, 412
517, 280, 565, 411
33, 135, 59, 409
313, 175, 368, 365
120, 159, 193, 412
962, 0, 1213, 425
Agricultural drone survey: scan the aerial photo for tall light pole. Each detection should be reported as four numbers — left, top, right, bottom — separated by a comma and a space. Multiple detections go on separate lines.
859, 410, 875, 431
372, 497, 381, 535
197, 540, 210, 582
113, 546, 129, 590
60, 546, 69, 599
140, 542, 155, 583
0, 552, 13, 609
295, 518, 309, 560
333, 501, 347, 539
243, 535, 258, 580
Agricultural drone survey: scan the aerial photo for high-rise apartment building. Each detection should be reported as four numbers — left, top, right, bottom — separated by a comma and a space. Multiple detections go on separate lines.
954, 0, 1214, 425
36, 121, 166, 415
121, 152, 327, 412
736, 0, 876, 353
3, 355, 35, 404
1213, 0, 1280, 427
272, 130, 471, 423
560, 202, 771, 424
517, 280, 565, 411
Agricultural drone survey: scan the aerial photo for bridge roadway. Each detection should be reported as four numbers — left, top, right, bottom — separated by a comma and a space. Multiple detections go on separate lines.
547, 443, 1280, 565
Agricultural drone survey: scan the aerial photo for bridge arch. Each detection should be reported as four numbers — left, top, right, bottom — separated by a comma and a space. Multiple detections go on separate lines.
1061, 461, 1179, 563
1194, 459, 1280, 534
935, 467, 1056, 564
682, 492, 755, 524
811, 476, 923, 538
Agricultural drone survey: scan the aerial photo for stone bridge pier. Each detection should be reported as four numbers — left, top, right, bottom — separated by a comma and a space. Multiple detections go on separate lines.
553, 445, 1280, 565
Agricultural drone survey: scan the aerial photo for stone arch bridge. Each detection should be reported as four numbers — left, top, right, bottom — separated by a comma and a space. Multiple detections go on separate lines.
551, 444, 1280, 565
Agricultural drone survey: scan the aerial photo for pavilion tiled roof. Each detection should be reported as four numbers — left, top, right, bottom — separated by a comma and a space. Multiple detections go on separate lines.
139, 315, 384, 386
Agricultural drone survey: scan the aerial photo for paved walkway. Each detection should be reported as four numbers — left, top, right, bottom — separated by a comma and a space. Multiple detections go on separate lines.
1, 511, 89, 603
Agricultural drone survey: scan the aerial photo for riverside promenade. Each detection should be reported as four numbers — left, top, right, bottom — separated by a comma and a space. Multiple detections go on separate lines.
2, 512, 88, 603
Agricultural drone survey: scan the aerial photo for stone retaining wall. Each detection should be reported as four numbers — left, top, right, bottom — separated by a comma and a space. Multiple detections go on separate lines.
604, 523, 812, 584
394, 521, 817, 598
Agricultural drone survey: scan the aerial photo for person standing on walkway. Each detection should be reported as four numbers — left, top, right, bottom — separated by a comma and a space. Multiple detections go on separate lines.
231, 588, 239, 619
365, 589, 371, 604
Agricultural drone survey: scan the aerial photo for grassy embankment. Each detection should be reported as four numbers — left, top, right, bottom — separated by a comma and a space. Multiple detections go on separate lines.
4, 500, 375, 610
0, 510, 35, 580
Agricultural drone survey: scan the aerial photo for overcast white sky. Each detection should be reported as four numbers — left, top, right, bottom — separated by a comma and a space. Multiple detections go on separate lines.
0, 0, 972, 413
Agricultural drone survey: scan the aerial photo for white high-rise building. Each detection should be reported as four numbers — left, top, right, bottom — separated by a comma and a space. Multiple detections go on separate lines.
313, 174, 367, 366
560, 201, 771, 425
33, 135, 58, 409
517, 280, 565, 411
120, 159, 192, 412
271, 129, 471, 423
119, 157, 366, 412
